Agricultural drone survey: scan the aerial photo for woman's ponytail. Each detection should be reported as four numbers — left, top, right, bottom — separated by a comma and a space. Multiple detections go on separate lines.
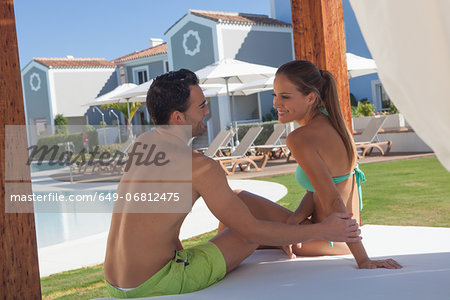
320, 70, 356, 165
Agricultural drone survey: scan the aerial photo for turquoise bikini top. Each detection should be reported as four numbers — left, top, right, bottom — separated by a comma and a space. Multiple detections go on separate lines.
294, 108, 366, 210
295, 163, 366, 210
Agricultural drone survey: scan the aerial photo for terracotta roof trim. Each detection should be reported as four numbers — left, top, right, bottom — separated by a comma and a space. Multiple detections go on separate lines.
34, 57, 116, 68
113, 43, 168, 63
189, 9, 291, 27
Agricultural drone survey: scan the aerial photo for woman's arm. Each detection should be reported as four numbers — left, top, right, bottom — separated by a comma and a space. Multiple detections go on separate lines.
287, 191, 315, 225
282, 191, 315, 258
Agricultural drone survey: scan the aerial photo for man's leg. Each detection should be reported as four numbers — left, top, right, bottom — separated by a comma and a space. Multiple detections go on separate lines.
218, 190, 292, 233
211, 190, 293, 273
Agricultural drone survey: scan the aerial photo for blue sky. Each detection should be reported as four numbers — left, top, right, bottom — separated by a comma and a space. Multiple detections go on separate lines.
14, 0, 272, 69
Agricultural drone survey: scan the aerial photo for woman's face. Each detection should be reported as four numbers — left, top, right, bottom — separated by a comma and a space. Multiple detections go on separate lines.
273, 74, 313, 125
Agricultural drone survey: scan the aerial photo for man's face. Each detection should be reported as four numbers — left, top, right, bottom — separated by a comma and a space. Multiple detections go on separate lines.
183, 85, 210, 137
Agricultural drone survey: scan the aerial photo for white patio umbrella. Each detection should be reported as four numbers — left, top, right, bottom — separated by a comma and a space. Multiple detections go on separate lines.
82, 82, 139, 124
195, 58, 277, 85
111, 80, 225, 101
111, 79, 153, 101
346, 52, 377, 78
195, 58, 277, 145
229, 76, 275, 96
82, 83, 138, 107
230, 53, 377, 96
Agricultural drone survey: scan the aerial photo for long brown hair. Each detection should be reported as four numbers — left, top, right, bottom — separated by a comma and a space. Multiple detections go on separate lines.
276, 60, 356, 165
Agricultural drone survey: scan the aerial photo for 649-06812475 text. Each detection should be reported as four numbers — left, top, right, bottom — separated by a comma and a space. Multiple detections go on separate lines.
9, 192, 180, 202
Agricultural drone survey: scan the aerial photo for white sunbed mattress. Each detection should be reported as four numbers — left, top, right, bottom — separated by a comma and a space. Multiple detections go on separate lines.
99, 225, 450, 300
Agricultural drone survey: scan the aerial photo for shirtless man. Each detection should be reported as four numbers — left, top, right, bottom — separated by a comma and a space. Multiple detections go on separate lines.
104, 69, 361, 298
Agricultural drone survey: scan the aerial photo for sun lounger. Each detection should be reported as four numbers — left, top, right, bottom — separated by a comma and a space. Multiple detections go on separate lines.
253, 123, 289, 159
354, 116, 392, 158
77, 138, 134, 175
198, 130, 233, 158
214, 126, 268, 175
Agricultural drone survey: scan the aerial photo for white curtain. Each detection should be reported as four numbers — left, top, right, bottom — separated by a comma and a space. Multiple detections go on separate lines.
350, 0, 450, 171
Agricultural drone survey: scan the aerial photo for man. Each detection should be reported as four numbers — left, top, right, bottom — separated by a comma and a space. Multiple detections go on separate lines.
104, 69, 361, 298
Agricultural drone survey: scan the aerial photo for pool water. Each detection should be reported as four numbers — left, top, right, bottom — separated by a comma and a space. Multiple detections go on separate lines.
30, 161, 66, 172
34, 190, 115, 248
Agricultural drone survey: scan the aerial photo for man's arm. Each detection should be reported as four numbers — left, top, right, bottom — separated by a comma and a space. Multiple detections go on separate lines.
193, 156, 361, 246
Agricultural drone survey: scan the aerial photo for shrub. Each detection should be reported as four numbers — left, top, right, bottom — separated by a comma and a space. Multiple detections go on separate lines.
356, 101, 375, 117
54, 114, 68, 135
350, 93, 358, 107
262, 108, 279, 122
387, 103, 399, 114
32, 129, 99, 162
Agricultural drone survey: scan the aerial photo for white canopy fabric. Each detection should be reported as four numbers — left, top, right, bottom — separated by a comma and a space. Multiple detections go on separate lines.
350, 0, 450, 171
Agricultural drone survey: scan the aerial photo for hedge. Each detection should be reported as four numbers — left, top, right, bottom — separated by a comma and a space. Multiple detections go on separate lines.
31, 128, 98, 162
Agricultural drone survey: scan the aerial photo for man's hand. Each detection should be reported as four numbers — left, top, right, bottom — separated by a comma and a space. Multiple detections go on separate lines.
320, 212, 361, 243
358, 258, 403, 269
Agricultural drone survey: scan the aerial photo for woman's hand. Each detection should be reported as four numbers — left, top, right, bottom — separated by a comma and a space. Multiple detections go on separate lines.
358, 258, 403, 269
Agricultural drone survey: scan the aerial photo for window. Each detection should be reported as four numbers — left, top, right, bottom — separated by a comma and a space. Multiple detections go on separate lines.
132, 66, 150, 84
372, 80, 392, 111
33, 118, 48, 135
137, 70, 148, 84
378, 84, 392, 110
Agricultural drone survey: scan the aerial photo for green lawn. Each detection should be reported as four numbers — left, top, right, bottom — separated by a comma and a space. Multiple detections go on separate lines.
40, 156, 450, 299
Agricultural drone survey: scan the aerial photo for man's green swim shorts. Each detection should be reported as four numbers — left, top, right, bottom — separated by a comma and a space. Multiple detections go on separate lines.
106, 241, 226, 298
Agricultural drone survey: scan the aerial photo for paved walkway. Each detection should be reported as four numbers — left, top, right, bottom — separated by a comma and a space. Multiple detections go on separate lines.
228, 152, 435, 180
48, 152, 435, 182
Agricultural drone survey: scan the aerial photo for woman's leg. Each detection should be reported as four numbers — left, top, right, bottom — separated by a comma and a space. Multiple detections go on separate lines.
292, 187, 356, 256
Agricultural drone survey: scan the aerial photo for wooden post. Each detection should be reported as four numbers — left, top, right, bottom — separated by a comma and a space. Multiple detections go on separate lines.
0, 0, 42, 299
290, 0, 352, 131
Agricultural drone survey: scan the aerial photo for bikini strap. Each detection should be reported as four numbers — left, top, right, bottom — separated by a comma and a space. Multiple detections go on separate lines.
354, 162, 367, 210
318, 107, 329, 117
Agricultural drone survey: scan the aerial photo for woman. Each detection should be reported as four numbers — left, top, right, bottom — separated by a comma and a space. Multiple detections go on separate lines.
273, 60, 401, 269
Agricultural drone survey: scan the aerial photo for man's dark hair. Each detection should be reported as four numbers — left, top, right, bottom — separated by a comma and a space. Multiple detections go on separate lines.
146, 69, 199, 125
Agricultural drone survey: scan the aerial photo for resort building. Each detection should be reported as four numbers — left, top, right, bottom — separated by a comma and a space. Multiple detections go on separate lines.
165, 9, 293, 142
21, 57, 117, 133
112, 40, 168, 126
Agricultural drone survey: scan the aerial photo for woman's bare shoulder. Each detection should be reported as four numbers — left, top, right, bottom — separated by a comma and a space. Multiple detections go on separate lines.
287, 126, 317, 147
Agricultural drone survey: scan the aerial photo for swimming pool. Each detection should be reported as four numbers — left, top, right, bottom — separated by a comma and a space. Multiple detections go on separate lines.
30, 161, 67, 173
34, 190, 115, 248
